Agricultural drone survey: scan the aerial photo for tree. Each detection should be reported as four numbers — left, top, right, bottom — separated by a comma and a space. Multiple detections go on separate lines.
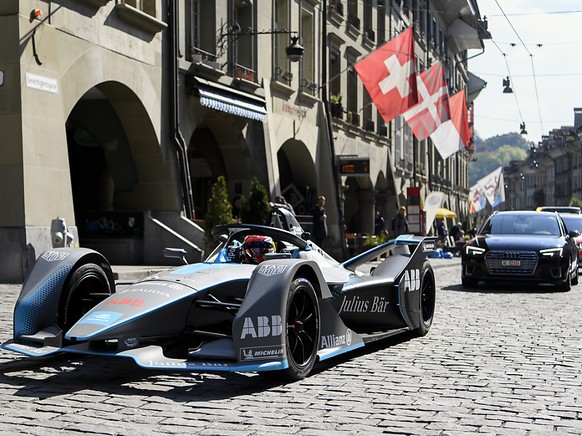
240, 177, 271, 225
204, 176, 232, 254
469, 144, 527, 186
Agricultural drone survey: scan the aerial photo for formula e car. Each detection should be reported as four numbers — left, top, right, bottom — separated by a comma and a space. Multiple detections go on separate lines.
3, 208, 437, 380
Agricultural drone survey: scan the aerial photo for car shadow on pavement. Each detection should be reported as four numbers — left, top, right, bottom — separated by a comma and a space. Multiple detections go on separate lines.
0, 354, 286, 402
0, 333, 415, 402
441, 282, 576, 294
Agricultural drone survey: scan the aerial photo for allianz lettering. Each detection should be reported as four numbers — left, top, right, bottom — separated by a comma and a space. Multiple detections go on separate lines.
240, 315, 282, 339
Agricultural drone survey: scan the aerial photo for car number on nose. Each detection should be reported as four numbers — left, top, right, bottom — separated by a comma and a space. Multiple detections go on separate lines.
501, 259, 521, 267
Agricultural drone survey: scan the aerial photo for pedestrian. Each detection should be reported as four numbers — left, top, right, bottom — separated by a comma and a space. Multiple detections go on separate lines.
391, 206, 409, 237
375, 211, 385, 236
273, 195, 295, 215
311, 195, 327, 247
449, 222, 464, 242
437, 219, 447, 242
232, 196, 241, 223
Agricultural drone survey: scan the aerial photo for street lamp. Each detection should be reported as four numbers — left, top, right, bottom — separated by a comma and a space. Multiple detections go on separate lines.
285, 36, 304, 63
502, 76, 513, 93
220, 23, 304, 63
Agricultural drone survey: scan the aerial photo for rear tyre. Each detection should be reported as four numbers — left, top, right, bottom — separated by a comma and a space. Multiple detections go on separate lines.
280, 278, 320, 380
416, 261, 435, 336
58, 263, 113, 331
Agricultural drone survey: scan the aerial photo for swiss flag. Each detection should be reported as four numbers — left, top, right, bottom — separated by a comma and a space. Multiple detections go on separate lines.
430, 90, 470, 159
354, 27, 418, 123
403, 62, 450, 140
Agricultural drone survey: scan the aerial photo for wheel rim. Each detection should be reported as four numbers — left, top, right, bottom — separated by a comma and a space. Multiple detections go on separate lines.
287, 286, 318, 368
420, 272, 435, 324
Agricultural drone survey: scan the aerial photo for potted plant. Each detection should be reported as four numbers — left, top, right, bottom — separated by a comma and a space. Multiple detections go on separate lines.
204, 176, 232, 254
330, 93, 343, 119
240, 177, 271, 225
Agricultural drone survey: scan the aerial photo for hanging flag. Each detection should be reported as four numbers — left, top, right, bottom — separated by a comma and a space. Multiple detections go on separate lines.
468, 183, 487, 213
429, 89, 470, 159
354, 27, 418, 123
403, 62, 450, 140
468, 166, 505, 212
483, 167, 505, 207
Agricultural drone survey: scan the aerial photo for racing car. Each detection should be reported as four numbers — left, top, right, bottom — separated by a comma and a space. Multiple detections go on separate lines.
2, 208, 437, 380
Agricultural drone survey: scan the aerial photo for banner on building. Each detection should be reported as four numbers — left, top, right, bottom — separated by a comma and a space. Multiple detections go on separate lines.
469, 167, 505, 213
423, 191, 445, 234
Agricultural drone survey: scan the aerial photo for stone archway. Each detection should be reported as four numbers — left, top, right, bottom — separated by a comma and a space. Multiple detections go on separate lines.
277, 139, 318, 217
343, 175, 374, 234
66, 82, 168, 263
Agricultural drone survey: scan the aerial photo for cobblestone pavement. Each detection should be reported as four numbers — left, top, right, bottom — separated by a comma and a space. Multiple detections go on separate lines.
1, 259, 581, 435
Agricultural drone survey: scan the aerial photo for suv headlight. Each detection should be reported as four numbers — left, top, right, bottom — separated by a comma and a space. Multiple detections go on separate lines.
465, 246, 486, 256
539, 247, 563, 258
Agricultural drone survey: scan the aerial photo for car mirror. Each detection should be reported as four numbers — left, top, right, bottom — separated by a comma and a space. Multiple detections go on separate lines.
164, 247, 188, 265
569, 230, 580, 238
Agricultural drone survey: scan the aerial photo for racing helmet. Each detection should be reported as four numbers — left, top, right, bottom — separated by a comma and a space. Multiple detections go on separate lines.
243, 235, 276, 263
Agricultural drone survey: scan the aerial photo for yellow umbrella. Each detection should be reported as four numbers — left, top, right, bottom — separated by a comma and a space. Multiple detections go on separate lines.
435, 207, 457, 219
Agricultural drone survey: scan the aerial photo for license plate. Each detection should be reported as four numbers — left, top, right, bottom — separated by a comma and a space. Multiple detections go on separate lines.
501, 259, 521, 267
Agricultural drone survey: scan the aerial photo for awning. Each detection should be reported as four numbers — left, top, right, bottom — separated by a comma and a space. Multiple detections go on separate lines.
435, 207, 457, 219
447, 18, 482, 53
191, 77, 267, 122
467, 72, 487, 103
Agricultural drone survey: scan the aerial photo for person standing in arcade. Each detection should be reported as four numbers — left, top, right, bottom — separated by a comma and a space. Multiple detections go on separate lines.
311, 195, 328, 247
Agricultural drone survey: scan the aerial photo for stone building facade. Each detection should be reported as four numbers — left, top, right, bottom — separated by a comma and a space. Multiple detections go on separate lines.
0, 0, 488, 282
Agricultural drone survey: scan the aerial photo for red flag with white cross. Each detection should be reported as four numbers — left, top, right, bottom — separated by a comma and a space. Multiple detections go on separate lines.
403, 62, 450, 140
354, 27, 418, 123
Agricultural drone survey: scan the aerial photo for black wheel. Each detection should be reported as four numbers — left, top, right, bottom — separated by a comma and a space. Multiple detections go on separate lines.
281, 278, 320, 380
462, 276, 478, 289
558, 268, 572, 292
572, 264, 579, 286
416, 261, 435, 336
58, 263, 113, 331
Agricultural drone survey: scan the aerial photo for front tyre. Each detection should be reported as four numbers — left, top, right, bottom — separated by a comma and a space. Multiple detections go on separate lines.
415, 261, 436, 336
58, 263, 113, 331
281, 278, 320, 380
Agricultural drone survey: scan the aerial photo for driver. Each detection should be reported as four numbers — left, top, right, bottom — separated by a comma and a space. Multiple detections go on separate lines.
242, 235, 276, 264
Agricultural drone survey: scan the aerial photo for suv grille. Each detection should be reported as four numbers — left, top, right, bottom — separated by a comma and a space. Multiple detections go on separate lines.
485, 251, 538, 275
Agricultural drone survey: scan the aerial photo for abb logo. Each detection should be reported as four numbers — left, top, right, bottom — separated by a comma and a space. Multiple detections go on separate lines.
107, 298, 143, 307
400, 269, 420, 292
240, 315, 282, 339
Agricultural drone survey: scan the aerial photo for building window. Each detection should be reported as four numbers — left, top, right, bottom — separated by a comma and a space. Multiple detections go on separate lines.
330, 47, 341, 98
300, 7, 316, 94
124, 0, 156, 18
347, 56, 358, 126
189, 1, 217, 62
274, 0, 291, 80
232, 0, 256, 81
377, 1, 386, 44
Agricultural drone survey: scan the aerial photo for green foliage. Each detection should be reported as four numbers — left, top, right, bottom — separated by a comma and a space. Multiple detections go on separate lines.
240, 177, 271, 225
330, 93, 342, 104
475, 132, 532, 153
204, 176, 232, 253
469, 140, 528, 186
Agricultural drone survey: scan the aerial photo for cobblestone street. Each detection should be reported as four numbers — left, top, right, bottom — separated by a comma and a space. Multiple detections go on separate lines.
1, 259, 581, 435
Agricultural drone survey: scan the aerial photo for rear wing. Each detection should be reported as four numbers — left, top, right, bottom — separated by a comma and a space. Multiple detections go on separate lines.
341, 234, 437, 272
